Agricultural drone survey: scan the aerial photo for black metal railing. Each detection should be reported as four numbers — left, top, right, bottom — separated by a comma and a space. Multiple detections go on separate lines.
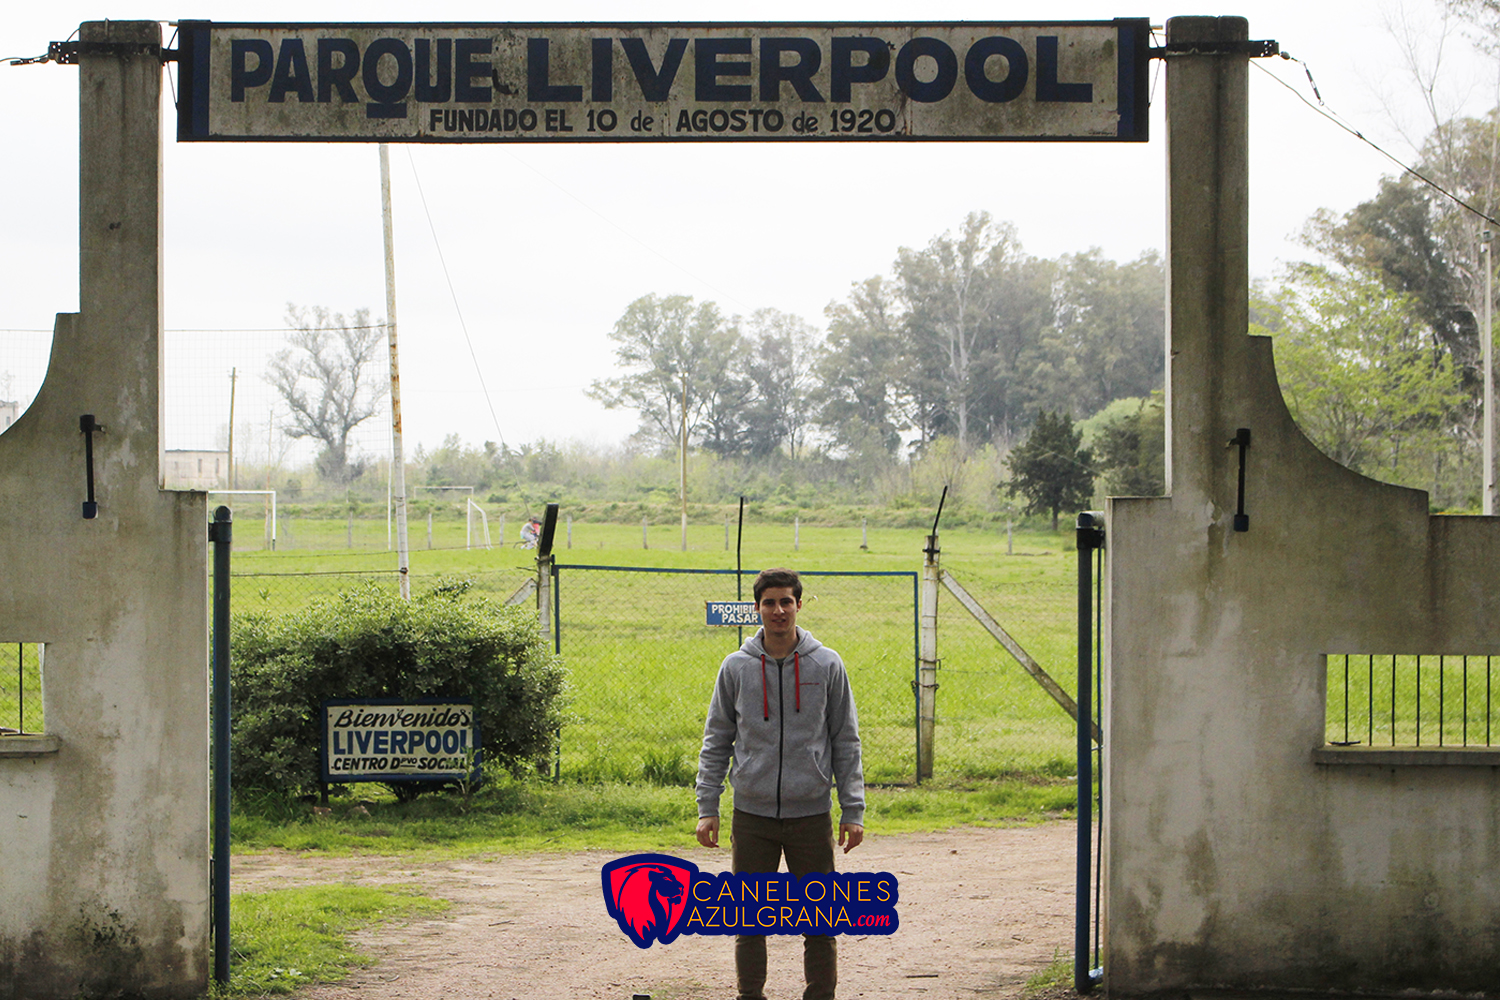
1326, 654, 1498, 747
0, 643, 44, 735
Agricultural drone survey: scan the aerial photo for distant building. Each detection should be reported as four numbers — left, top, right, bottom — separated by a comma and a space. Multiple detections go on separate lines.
164, 449, 228, 491
0, 400, 18, 431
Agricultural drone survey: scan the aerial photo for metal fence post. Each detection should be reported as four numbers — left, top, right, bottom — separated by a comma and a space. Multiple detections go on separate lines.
537, 552, 554, 649
918, 533, 939, 780
1075, 511, 1105, 994
209, 506, 233, 987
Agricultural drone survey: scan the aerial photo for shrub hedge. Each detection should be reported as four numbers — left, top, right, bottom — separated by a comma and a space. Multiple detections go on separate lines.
230, 580, 566, 795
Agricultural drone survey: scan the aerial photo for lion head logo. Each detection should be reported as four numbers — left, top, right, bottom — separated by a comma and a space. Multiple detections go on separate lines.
601, 854, 697, 948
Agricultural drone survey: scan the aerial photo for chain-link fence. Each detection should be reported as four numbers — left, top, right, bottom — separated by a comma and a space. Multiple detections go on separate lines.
927, 566, 1082, 779
229, 566, 535, 618
223, 541, 1087, 786
550, 566, 918, 784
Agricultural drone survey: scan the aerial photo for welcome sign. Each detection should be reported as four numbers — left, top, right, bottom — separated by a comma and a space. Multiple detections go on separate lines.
177, 20, 1150, 143
321, 699, 480, 783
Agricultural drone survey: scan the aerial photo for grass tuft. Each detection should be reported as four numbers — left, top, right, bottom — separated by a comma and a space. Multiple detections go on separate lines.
210, 884, 448, 996
1024, 948, 1075, 996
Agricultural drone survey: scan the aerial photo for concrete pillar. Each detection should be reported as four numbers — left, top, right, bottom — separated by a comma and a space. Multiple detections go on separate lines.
1105, 14, 1500, 996
917, 534, 939, 779
0, 21, 208, 998
1163, 16, 1250, 506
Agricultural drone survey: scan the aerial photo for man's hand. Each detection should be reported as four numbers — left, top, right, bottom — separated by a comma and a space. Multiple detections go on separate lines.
839, 823, 864, 853
696, 816, 720, 848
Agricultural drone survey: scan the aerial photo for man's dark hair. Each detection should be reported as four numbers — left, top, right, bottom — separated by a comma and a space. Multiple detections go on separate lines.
753, 568, 802, 601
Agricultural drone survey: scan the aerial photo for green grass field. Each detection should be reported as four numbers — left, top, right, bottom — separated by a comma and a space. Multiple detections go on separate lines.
1325, 653, 1500, 747
230, 772, 1080, 856
215, 885, 449, 996
226, 515, 1088, 786
0, 643, 43, 734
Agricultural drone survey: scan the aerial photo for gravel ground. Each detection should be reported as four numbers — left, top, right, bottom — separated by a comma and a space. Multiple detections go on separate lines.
234, 821, 1078, 1000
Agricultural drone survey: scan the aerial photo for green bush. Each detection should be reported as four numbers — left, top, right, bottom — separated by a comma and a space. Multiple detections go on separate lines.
231, 581, 566, 795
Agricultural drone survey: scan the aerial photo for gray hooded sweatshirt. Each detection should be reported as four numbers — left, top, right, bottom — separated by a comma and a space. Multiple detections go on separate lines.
696, 626, 865, 826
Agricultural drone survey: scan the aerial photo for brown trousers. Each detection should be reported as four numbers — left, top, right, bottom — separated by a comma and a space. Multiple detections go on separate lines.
731, 809, 837, 1000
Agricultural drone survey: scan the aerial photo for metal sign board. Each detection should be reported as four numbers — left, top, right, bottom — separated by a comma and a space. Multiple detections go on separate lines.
321, 699, 480, 783
177, 20, 1149, 143
706, 601, 760, 627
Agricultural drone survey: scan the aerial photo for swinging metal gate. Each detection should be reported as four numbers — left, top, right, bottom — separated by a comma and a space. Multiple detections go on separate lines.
1075, 513, 1105, 993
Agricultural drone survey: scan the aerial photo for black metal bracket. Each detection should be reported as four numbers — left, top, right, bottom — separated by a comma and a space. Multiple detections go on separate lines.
1150, 40, 1279, 59
208, 505, 233, 545
1228, 428, 1251, 532
80, 414, 103, 520
45, 41, 176, 64
924, 485, 948, 557
1076, 511, 1106, 552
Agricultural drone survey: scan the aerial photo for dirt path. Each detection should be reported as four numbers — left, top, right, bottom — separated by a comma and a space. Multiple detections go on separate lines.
234, 822, 1076, 1000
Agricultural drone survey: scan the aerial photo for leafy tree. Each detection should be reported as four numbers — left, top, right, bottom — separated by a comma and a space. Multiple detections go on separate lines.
816, 276, 907, 464
1301, 183, 1480, 377
741, 309, 822, 459
968, 254, 1056, 447
266, 305, 387, 484
1091, 394, 1166, 497
595, 215, 1164, 471
1029, 250, 1166, 419
587, 293, 748, 456
1005, 411, 1096, 530
896, 212, 1044, 449
1255, 264, 1467, 495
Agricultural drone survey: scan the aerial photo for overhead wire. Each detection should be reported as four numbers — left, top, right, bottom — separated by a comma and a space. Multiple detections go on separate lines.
1253, 53, 1500, 228
4, 27, 78, 66
401, 147, 507, 449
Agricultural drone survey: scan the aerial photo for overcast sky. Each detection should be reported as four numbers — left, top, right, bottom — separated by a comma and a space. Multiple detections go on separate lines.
1, 1, 1494, 464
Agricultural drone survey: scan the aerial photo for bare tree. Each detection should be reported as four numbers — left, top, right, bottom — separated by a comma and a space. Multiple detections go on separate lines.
266, 305, 386, 484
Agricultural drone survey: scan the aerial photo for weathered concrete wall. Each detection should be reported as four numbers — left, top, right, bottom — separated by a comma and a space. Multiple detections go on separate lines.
1103, 16, 1500, 995
0, 21, 209, 999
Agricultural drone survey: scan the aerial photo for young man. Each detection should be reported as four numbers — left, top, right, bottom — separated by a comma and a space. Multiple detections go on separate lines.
696, 568, 865, 1000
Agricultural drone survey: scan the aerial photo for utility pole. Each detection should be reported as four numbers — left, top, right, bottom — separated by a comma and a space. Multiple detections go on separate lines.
380, 144, 411, 599
681, 370, 688, 551
225, 370, 237, 491
1485, 231, 1494, 515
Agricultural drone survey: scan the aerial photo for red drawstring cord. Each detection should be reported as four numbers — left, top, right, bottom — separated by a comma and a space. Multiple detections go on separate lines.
795, 652, 801, 712
761, 654, 769, 721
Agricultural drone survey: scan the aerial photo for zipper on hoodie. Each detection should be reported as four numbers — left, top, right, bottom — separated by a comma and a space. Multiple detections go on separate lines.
775, 653, 784, 817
